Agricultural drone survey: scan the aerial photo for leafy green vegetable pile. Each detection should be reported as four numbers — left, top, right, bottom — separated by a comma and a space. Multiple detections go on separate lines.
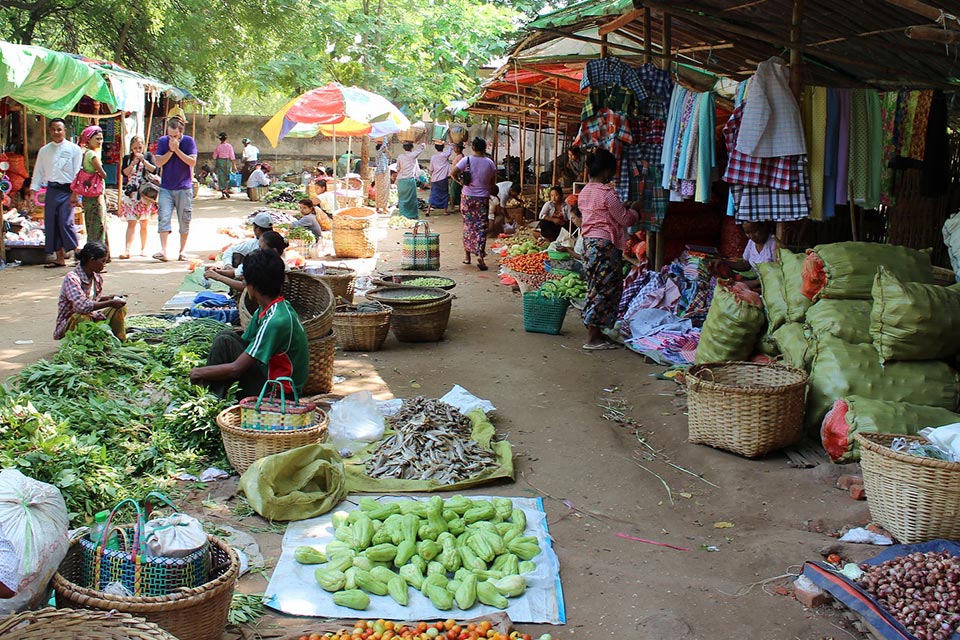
264, 181, 307, 204
1, 320, 234, 522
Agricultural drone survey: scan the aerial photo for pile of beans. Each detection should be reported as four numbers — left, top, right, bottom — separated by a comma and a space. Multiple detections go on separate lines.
856, 551, 960, 640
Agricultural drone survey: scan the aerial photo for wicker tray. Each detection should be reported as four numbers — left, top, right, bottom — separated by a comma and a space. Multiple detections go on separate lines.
53, 535, 238, 640
387, 296, 453, 342
686, 361, 808, 458
856, 432, 960, 543
333, 303, 392, 352
374, 273, 456, 290
365, 286, 450, 305
0, 607, 179, 639
218, 405, 329, 474
303, 330, 338, 395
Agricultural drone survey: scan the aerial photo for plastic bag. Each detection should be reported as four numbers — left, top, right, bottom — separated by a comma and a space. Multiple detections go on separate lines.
239, 444, 348, 522
919, 423, 960, 460
143, 513, 207, 558
0, 470, 69, 615
327, 391, 386, 454
695, 282, 765, 364
805, 299, 872, 345
870, 266, 960, 362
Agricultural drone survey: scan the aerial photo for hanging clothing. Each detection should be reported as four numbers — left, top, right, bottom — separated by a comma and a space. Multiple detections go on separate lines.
729, 156, 812, 222
835, 89, 851, 206
849, 89, 883, 210
736, 57, 806, 158
910, 91, 933, 161
580, 57, 648, 102
803, 86, 827, 220
723, 104, 801, 190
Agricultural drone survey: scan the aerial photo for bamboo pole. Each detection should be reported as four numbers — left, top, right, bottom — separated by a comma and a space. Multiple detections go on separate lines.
535, 97, 543, 213
599, 9, 644, 36
881, 0, 951, 22
146, 96, 155, 148
552, 80, 560, 186
905, 25, 960, 43
22, 109, 29, 175
491, 117, 499, 168
643, 7, 652, 64
118, 113, 125, 219
519, 111, 526, 197
41, 115, 47, 145
789, 0, 805, 99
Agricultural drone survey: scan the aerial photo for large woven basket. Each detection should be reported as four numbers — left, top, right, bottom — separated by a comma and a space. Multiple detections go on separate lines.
311, 265, 356, 303
333, 303, 392, 352
218, 405, 329, 474
856, 432, 960, 543
686, 362, 808, 458
384, 296, 452, 343
238, 273, 334, 338
333, 207, 377, 258
53, 535, 238, 640
303, 330, 338, 394
0, 607, 179, 639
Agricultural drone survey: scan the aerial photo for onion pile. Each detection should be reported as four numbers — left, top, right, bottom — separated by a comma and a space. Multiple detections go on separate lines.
856, 551, 960, 640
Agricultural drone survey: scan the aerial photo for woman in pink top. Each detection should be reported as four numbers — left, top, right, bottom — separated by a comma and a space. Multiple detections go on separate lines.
578, 149, 643, 350
212, 132, 237, 199
451, 137, 497, 271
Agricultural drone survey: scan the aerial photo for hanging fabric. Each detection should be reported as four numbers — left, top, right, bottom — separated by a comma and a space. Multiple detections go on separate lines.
736, 57, 806, 158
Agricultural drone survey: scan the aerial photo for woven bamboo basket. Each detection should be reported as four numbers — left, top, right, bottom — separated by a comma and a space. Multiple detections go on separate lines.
218, 405, 328, 474
238, 273, 334, 338
332, 207, 377, 259
856, 432, 960, 543
314, 265, 356, 303
303, 330, 338, 394
0, 607, 179, 639
384, 296, 452, 343
333, 303, 392, 352
53, 535, 238, 640
686, 362, 808, 458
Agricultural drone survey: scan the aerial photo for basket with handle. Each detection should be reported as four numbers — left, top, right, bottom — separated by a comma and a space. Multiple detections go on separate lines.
333, 302, 392, 352
0, 607, 180, 639
856, 432, 960, 543
401, 220, 440, 270
78, 493, 211, 598
54, 534, 238, 640
686, 361, 808, 458
522, 282, 569, 335
238, 377, 318, 431
218, 405, 328, 474
332, 207, 377, 258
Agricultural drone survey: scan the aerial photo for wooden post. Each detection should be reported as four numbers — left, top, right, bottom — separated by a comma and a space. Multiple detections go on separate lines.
146, 96, 155, 147
41, 115, 47, 145
535, 101, 543, 213
519, 111, 526, 197
643, 7, 652, 64
22, 108, 29, 175
789, 0, 805, 99
118, 114, 125, 217
600, 32, 609, 58
191, 104, 196, 139
360, 134, 371, 186
491, 117, 499, 167
651, 14, 672, 270
505, 116, 511, 179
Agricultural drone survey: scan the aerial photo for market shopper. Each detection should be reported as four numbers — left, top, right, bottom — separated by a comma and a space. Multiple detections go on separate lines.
54, 241, 127, 341
212, 132, 237, 199
154, 116, 197, 262
190, 249, 309, 399
561, 147, 585, 189
448, 142, 465, 212
578, 149, 642, 350
396, 141, 426, 219
426, 143, 453, 216
310, 179, 337, 217
374, 140, 390, 214
28, 118, 83, 269
240, 137, 260, 185
293, 198, 328, 238
76, 126, 109, 252
451, 137, 497, 271
119, 136, 158, 259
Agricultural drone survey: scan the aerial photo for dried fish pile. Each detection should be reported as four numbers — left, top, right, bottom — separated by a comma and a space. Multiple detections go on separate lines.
365, 397, 498, 484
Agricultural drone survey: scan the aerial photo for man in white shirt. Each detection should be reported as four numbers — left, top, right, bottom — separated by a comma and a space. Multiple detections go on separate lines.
246, 163, 270, 188
426, 143, 453, 217
395, 142, 425, 220
27, 118, 83, 268
240, 137, 260, 186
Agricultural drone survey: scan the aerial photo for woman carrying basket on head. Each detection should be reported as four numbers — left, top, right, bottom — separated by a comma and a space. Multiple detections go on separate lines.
450, 137, 497, 271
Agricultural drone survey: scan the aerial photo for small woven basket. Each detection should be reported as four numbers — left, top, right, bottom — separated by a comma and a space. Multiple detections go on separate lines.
522, 284, 569, 335
303, 330, 338, 395
686, 362, 808, 458
0, 607, 180, 639
53, 535, 238, 640
218, 405, 329, 474
313, 265, 356, 303
856, 432, 960, 543
332, 207, 377, 258
333, 303, 392, 352
385, 296, 452, 343
238, 378, 318, 431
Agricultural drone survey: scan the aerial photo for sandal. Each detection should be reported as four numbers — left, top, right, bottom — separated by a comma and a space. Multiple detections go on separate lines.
477, 261, 488, 271
462, 259, 471, 265
43, 262, 67, 269
152, 252, 168, 262
118, 254, 130, 260
178, 254, 190, 262
582, 342, 618, 351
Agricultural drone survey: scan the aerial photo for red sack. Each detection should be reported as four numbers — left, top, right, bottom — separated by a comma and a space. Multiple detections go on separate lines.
820, 399, 851, 463
800, 251, 827, 300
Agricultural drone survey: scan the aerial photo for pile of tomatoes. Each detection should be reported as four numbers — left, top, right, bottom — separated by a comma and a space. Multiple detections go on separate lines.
297, 619, 551, 640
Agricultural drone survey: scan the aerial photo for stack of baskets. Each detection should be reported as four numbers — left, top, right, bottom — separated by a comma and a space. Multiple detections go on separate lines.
313, 265, 356, 303
53, 535, 239, 640
239, 272, 334, 333
303, 330, 337, 394
0, 608, 179, 639
333, 302, 392, 352
217, 404, 329, 474
856, 432, 960, 543
333, 207, 377, 258
366, 287, 452, 343
685, 361, 808, 458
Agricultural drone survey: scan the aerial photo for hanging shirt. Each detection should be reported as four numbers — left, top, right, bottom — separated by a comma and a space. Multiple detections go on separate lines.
580, 57, 648, 102
736, 57, 806, 158
30, 140, 83, 190
429, 146, 453, 182
396, 144, 426, 180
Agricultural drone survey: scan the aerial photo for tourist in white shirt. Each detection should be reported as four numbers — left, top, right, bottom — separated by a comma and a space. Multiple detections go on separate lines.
26, 118, 83, 269
395, 142, 425, 220
426, 143, 453, 217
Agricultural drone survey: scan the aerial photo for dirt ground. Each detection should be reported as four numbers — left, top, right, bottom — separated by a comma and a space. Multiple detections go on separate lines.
1, 189, 878, 639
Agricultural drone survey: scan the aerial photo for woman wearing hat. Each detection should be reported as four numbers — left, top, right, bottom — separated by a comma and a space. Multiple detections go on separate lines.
77, 125, 109, 252
212, 133, 237, 199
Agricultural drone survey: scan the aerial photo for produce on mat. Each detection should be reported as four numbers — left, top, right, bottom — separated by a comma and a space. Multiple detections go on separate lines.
757, 261, 787, 330
265, 181, 308, 205
856, 551, 960, 640
403, 277, 454, 288
779, 249, 813, 322
393, 295, 439, 301
695, 282, 765, 364
160, 317, 232, 352
366, 397, 498, 484
295, 618, 548, 640
506, 240, 540, 257
804, 299, 872, 345
820, 396, 960, 463
537, 274, 586, 300
501, 252, 547, 275
801, 242, 933, 301
870, 267, 960, 362
286, 226, 317, 242
297, 496, 541, 611
125, 315, 175, 331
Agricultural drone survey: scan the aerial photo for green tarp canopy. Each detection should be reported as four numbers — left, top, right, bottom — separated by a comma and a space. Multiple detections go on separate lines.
528, 0, 634, 29
0, 41, 117, 118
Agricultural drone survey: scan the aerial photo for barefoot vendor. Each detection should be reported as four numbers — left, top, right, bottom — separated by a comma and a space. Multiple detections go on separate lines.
54, 241, 127, 341
190, 249, 308, 399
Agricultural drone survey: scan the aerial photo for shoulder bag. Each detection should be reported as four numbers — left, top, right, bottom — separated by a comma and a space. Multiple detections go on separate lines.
71, 150, 104, 198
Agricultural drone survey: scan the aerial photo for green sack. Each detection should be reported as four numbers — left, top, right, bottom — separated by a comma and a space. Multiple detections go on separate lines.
821, 395, 960, 464
806, 336, 959, 430
758, 261, 788, 331
805, 299, 872, 344
695, 284, 765, 364
871, 266, 960, 362
780, 249, 812, 322
756, 329, 780, 357
772, 322, 812, 370
813, 242, 933, 300
239, 443, 348, 522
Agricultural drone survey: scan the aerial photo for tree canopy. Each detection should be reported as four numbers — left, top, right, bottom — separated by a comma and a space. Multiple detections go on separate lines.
1, 0, 553, 115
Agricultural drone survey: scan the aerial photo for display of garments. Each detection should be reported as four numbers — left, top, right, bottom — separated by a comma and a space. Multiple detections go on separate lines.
723, 105, 801, 191
729, 157, 811, 222
803, 86, 827, 220
576, 108, 633, 158
660, 86, 715, 203
580, 57, 648, 102
911, 91, 933, 161
835, 89, 851, 206
736, 57, 806, 158
822, 88, 840, 219
849, 89, 882, 209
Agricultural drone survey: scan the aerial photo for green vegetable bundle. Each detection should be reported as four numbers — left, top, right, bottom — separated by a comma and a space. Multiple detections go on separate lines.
537, 273, 585, 300
297, 496, 540, 611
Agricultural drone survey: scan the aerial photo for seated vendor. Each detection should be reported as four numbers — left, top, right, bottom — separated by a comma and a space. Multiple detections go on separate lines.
293, 198, 329, 238
54, 241, 127, 341
538, 185, 571, 242
246, 163, 270, 189
207, 212, 273, 281
190, 249, 308, 399
310, 180, 337, 217
205, 231, 289, 293
722, 221, 779, 289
